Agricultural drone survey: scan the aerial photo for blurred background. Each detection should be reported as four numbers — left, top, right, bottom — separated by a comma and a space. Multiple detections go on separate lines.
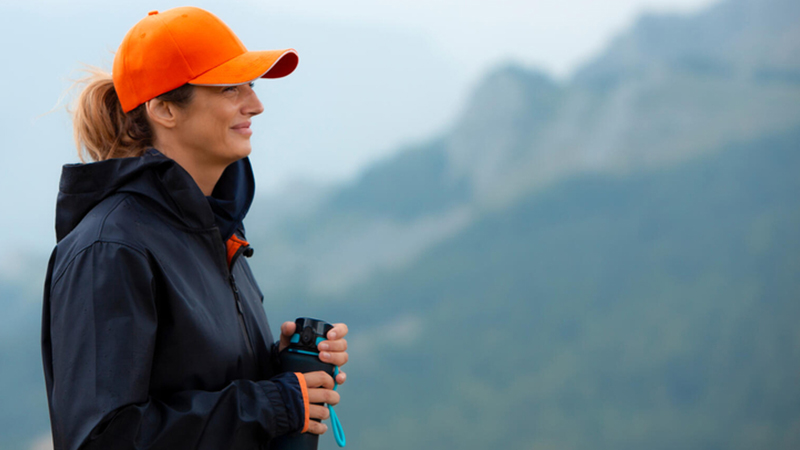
2, 0, 799, 448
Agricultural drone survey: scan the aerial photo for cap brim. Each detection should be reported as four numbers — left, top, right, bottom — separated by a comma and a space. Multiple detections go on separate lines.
188, 49, 299, 86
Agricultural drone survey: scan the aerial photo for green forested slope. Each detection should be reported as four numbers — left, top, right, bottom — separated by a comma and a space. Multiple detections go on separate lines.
307, 128, 800, 450
323, 139, 472, 222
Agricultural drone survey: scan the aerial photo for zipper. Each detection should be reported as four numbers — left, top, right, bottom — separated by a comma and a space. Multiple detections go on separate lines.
229, 272, 255, 358
219, 231, 255, 361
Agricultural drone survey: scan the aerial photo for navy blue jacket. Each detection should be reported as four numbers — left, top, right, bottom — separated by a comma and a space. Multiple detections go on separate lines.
41, 149, 307, 450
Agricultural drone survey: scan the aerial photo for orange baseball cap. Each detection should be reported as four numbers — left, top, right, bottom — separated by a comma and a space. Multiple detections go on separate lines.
112, 7, 299, 113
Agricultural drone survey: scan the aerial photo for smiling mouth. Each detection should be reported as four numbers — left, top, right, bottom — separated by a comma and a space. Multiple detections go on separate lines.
231, 122, 252, 135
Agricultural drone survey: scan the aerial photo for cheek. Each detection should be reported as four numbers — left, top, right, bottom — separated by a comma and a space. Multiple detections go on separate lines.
184, 113, 229, 148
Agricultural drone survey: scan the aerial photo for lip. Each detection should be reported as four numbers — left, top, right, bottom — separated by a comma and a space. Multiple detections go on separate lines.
231, 121, 252, 136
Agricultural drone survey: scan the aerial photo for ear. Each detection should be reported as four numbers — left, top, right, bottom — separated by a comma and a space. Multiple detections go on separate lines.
145, 97, 179, 129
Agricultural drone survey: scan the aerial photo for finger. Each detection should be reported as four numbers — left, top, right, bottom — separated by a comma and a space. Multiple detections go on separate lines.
308, 387, 340, 406
307, 421, 328, 435
327, 323, 349, 340
281, 321, 296, 337
317, 338, 347, 352
278, 322, 297, 352
303, 371, 335, 390
319, 351, 348, 367
335, 370, 346, 385
308, 404, 330, 421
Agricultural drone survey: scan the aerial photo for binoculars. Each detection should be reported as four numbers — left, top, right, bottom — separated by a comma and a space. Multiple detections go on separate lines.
271, 317, 346, 449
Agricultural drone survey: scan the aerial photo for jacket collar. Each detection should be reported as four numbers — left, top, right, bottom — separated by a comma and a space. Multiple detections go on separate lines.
56, 148, 255, 243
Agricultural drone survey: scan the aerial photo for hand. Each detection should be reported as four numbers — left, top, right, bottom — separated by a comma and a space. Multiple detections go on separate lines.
302, 371, 341, 435
279, 321, 349, 385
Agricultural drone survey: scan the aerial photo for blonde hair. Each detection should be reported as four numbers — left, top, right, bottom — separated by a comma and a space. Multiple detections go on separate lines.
71, 67, 194, 162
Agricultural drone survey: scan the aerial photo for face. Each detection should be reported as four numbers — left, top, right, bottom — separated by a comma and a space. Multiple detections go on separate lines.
171, 82, 265, 168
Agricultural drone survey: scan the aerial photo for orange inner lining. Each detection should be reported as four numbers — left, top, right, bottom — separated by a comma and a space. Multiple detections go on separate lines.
225, 235, 250, 267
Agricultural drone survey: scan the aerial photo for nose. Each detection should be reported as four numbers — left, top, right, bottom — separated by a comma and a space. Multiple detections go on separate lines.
243, 84, 264, 117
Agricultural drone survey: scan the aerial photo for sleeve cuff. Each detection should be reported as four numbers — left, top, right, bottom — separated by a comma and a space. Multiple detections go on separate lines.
293, 372, 311, 433
266, 372, 307, 436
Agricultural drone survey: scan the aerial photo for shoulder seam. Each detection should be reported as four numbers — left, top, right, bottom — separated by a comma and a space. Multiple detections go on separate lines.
96, 194, 133, 241
50, 239, 150, 288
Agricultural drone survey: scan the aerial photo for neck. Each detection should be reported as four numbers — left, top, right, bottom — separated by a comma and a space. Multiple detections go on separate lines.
153, 141, 227, 196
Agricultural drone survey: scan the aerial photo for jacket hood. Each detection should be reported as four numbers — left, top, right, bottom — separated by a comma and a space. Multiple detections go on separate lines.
55, 148, 255, 243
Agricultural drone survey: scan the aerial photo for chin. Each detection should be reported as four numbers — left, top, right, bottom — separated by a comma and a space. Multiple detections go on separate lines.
236, 145, 252, 160
227, 144, 252, 163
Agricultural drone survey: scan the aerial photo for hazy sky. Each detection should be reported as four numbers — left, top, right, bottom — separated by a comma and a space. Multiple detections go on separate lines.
0, 0, 719, 252
263, 0, 720, 77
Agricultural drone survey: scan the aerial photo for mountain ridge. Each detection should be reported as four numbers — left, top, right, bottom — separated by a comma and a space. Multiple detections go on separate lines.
246, 0, 800, 299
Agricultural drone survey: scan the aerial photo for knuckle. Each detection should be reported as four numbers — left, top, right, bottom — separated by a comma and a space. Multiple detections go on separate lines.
306, 373, 318, 386
312, 371, 328, 385
328, 391, 341, 405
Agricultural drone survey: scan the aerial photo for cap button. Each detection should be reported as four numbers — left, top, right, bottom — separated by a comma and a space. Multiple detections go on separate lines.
148, 10, 158, 16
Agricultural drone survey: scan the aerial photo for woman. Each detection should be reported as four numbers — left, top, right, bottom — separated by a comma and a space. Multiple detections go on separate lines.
41, 7, 348, 449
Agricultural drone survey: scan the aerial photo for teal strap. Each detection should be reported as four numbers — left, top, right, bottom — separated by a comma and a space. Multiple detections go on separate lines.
329, 366, 346, 447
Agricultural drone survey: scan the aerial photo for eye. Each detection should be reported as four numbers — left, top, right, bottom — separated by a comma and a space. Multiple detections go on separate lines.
223, 82, 255, 93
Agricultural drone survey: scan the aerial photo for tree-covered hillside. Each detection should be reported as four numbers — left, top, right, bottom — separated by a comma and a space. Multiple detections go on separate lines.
302, 128, 800, 449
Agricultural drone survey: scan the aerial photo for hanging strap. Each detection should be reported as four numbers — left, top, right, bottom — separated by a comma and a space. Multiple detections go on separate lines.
329, 366, 346, 447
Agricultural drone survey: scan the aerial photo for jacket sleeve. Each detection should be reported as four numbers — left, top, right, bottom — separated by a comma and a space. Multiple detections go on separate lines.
43, 241, 307, 450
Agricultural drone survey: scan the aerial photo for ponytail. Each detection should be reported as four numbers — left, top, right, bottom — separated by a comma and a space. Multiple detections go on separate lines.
72, 67, 194, 162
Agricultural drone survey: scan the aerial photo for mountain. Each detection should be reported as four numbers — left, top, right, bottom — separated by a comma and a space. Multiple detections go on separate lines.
575, 0, 800, 88
313, 125, 800, 450
245, 0, 800, 301
240, 0, 800, 448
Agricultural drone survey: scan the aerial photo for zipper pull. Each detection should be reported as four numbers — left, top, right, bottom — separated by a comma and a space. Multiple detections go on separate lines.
229, 275, 243, 312
229, 274, 238, 291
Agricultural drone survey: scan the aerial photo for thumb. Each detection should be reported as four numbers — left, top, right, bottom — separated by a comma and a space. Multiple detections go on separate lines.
279, 321, 296, 352
281, 321, 296, 338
